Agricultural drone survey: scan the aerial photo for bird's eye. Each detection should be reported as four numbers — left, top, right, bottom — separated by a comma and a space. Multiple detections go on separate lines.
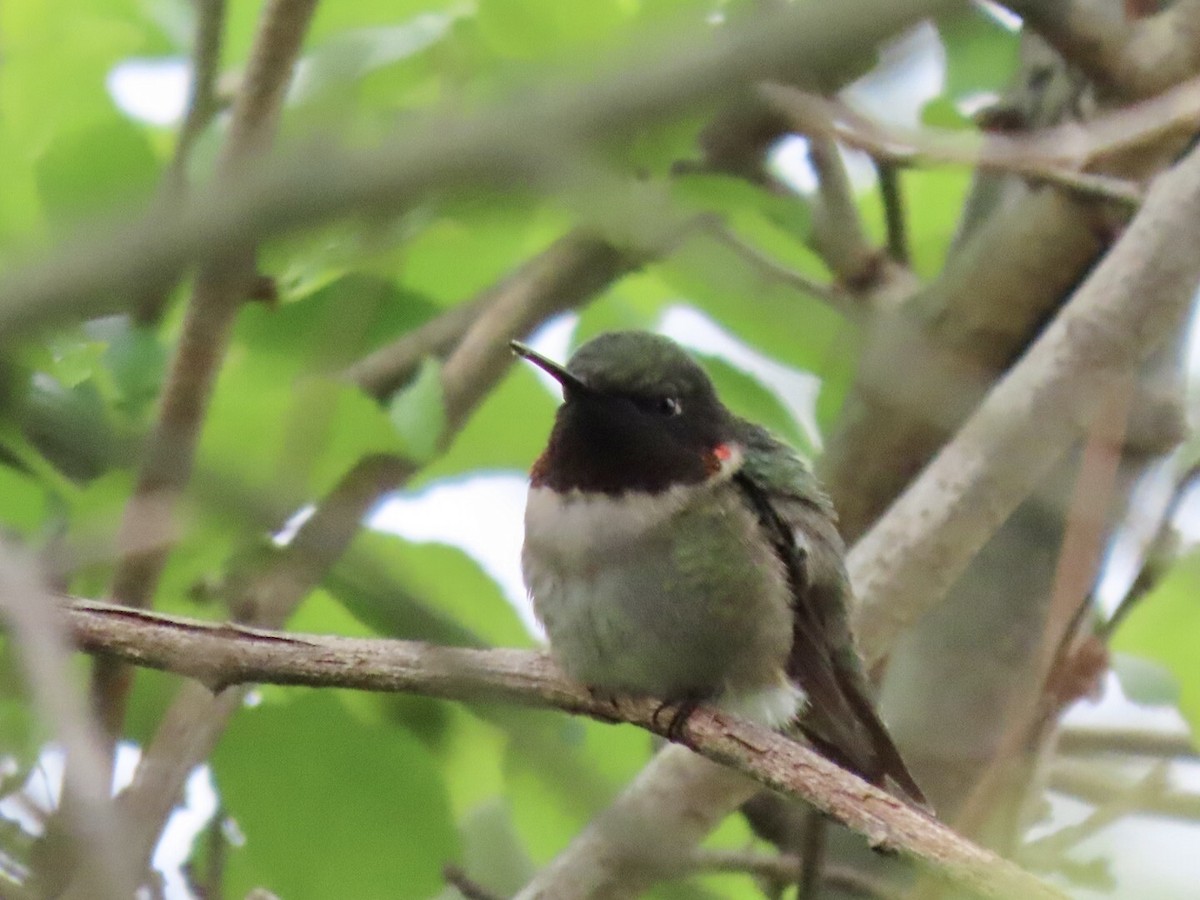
658, 396, 682, 416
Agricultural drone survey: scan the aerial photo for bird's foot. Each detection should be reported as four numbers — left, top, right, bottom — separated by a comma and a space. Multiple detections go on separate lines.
652, 692, 707, 744
586, 685, 623, 720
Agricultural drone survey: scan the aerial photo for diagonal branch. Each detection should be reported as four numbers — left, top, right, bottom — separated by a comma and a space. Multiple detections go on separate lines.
1002, 0, 1200, 101
0, 0, 945, 340
520, 116, 1200, 900
63, 599, 1066, 900
849, 135, 1200, 663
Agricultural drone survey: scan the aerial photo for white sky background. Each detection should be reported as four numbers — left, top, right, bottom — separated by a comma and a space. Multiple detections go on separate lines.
3, 9, 1195, 899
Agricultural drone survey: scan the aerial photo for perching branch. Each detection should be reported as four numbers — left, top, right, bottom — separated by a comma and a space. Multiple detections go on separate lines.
63, 599, 1066, 900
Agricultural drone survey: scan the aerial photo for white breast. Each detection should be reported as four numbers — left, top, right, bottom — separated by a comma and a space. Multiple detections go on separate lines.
523, 484, 695, 569
523, 443, 744, 569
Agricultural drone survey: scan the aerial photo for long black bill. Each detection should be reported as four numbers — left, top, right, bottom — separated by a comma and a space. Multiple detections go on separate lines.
509, 340, 589, 398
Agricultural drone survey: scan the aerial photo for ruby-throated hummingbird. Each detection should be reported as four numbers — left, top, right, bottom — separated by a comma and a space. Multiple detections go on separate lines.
513, 331, 925, 806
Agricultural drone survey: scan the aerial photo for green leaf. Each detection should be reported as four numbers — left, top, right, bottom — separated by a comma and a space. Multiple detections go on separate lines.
1111, 652, 1180, 708
101, 320, 167, 414
655, 241, 845, 378
213, 693, 459, 899
671, 173, 810, 240
937, 7, 1019, 101
1111, 551, 1200, 731
199, 295, 413, 501
697, 354, 806, 450
61, 469, 133, 596
420, 365, 558, 482
0, 466, 46, 536
476, 0, 630, 61
0, 0, 154, 159
294, 12, 462, 108
388, 357, 446, 464
506, 716, 648, 862
920, 95, 973, 130
398, 206, 559, 306
331, 529, 530, 648
35, 117, 160, 232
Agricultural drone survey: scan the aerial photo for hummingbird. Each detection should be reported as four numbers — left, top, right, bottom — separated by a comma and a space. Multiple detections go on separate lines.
513, 330, 925, 806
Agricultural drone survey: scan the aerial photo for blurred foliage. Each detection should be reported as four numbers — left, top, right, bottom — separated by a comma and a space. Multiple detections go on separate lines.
0, 0, 1195, 898
1112, 550, 1200, 732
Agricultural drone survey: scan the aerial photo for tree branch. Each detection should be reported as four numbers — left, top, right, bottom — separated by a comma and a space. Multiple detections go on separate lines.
172, 0, 229, 187
1057, 726, 1197, 759
0, 551, 136, 899
1050, 758, 1200, 822
90, 0, 319, 741
850, 137, 1200, 662
104, 227, 631, 882
62, 599, 1065, 900
691, 849, 900, 899
0, 0, 945, 340
525, 111, 1200, 899
1002, 0, 1200, 101
760, 82, 1163, 205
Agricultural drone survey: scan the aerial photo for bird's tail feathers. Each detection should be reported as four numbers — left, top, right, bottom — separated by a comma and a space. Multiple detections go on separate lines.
796, 669, 931, 814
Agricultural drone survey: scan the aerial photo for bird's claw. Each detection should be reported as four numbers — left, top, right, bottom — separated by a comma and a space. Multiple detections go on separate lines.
652, 693, 705, 744
586, 685, 623, 719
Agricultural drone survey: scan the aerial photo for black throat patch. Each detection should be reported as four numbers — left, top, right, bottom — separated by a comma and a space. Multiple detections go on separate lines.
531, 391, 723, 495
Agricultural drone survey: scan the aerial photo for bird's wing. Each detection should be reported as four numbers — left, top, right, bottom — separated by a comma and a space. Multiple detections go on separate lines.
733, 423, 928, 808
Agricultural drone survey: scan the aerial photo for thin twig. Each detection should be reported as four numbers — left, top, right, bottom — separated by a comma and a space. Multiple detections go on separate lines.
58, 599, 1066, 900
443, 865, 506, 900
0, 0, 944, 341
1099, 460, 1200, 640
1050, 760, 1200, 823
90, 0, 320, 742
876, 161, 909, 265
692, 849, 902, 899
137, 0, 230, 324
1057, 726, 1197, 760
342, 297, 491, 400
702, 221, 854, 316
951, 381, 1132, 839
805, 129, 885, 289
798, 811, 828, 898
172, 0, 229, 185
760, 84, 1148, 205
